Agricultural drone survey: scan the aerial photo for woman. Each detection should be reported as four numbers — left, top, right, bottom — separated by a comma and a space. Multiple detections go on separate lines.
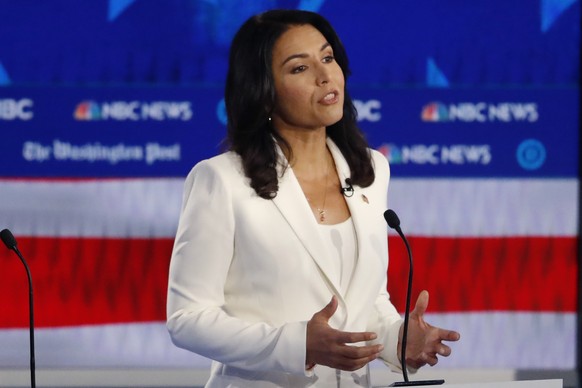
167, 9, 459, 387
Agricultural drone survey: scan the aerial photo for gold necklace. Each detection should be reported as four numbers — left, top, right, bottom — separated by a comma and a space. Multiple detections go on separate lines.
316, 183, 328, 222
299, 151, 332, 223
316, 155, 331, 223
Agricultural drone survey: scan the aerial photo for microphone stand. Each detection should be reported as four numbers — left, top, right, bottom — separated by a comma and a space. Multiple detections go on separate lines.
383, 211, 443, 387
1, 229, 36, 388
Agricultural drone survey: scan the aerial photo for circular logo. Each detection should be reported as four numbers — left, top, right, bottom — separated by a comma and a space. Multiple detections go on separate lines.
216, 98, 227, 125
516, 139, 546, 170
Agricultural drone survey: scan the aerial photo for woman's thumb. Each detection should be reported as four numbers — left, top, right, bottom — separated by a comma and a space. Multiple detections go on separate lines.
315, 295, 338, 321
412, 290, 429, 317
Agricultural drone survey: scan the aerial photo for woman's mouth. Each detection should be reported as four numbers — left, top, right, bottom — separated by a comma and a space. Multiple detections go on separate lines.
320, 91, 339, 105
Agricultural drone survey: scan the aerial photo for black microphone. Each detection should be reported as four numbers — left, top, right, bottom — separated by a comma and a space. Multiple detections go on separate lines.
1, 229, 36, 388
340, 178, 354, 197
383, 210, 444, 387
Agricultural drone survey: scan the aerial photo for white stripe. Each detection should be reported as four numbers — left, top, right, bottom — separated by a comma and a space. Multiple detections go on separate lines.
389, 178, 578, 236
0, 368, 567, 387
0, 179, 183, 238
1, 368, 546, 387
0, 322, 210, 368
0, 178, 577, 238
425, 312, 576, 369
0, 312, 575, 369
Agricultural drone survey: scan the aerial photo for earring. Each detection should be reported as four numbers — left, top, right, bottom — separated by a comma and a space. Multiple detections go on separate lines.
268, 116, 272, 122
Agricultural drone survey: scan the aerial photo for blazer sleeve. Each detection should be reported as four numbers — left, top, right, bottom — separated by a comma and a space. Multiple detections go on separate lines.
370, 278, 405, 372
365, 150, 405, 372
166, 158, 310, 376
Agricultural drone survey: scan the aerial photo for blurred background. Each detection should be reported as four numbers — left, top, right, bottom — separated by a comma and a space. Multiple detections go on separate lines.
0, 0, 579, 387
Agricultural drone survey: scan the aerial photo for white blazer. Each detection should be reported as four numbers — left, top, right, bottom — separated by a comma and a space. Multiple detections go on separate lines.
167, 138, 403, 387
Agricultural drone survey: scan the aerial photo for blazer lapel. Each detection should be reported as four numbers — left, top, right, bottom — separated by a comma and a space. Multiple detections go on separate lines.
327, 140, 381, 302
271, 145, 343, 301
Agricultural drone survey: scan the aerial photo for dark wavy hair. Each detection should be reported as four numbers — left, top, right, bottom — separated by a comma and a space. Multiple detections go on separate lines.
225, 9, 374, 199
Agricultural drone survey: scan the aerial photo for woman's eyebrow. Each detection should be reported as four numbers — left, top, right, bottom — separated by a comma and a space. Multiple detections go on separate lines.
281, 42, 331, 66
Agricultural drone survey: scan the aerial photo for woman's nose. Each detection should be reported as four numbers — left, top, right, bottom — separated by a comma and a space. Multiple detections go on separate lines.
315, 63, 331, 85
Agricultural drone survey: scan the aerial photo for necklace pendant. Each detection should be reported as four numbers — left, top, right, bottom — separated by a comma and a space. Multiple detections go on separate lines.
318, 208, 326, 222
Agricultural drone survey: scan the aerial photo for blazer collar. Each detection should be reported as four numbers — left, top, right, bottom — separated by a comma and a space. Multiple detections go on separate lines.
271, 140, 341, 298
327, 140, 379, 303
271, 138, 376, 305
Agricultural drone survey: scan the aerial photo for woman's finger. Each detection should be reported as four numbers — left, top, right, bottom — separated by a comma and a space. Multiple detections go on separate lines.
337, 343, 384, 360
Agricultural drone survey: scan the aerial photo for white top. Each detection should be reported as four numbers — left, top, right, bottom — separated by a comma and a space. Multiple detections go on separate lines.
318, 217, 358, 298
318, 217, 370, 387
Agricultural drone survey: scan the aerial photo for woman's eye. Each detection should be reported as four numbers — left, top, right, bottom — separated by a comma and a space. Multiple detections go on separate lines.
323, 55, 335, 63
292, 65, 307, 73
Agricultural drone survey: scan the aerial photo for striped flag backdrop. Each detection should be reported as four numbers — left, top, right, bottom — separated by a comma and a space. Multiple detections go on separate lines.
0, 177, 577, 369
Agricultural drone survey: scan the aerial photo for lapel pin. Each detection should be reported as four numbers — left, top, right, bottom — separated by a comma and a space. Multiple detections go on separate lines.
361, 194, 369, 204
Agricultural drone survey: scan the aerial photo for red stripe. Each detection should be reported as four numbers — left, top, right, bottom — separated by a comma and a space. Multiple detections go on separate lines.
0, 235, 577, 328
387, 236, 578, 313
0, 237, 173, 328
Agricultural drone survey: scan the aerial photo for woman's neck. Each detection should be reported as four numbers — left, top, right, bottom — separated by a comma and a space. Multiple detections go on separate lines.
278, 128, 330, 179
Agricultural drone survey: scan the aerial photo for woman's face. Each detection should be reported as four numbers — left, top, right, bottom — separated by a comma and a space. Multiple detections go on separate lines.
270, 24, 345, 134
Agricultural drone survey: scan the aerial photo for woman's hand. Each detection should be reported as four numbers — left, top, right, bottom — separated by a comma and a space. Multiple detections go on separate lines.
306, 296, 384, 371
399, 290, 461, 369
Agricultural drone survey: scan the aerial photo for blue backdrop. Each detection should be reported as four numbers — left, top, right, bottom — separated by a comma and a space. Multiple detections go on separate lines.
0, 0, 579, 179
